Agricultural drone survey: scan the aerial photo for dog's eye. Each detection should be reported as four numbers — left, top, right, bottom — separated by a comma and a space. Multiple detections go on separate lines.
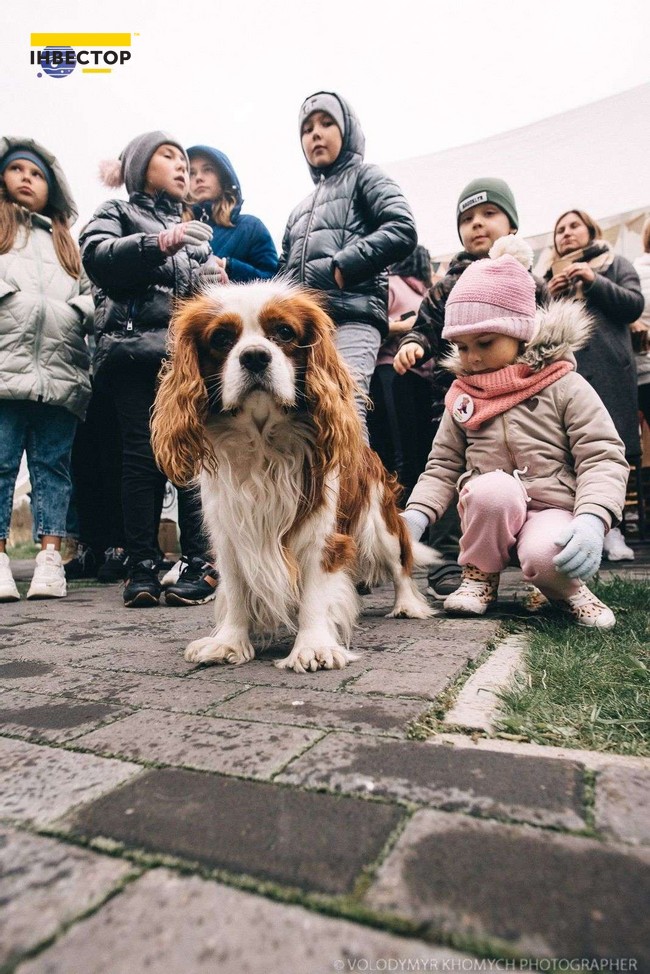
209, 329, 236, 351
274, 324, 296, 343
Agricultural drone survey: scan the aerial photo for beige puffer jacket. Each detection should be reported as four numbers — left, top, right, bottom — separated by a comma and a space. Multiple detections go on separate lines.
0, 136, 92, 419
407, 300, 629, 529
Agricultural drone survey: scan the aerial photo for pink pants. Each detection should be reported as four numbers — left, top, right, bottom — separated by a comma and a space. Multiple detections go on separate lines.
458, 471, 580, 600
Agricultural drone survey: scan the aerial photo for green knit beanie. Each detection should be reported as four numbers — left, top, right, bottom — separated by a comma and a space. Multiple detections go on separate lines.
456, 177, 519, 240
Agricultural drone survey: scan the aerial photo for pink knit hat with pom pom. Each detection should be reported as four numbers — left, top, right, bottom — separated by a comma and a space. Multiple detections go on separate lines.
99, 130, 188, 195
442, 236, 537, 343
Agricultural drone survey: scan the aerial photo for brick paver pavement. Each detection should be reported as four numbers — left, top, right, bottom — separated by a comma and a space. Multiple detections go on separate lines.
1, 557, 649, 972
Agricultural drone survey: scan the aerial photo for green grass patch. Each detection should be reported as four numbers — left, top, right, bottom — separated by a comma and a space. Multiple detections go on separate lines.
495, 576, 650, 756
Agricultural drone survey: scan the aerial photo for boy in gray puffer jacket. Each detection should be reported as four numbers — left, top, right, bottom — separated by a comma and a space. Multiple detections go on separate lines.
278, 91, 417, 438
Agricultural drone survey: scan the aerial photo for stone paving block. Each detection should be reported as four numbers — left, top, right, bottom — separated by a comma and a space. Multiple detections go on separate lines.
348, 663, 466, 699
74, 709, 323, 778
16, 868, 473, 974
406, 619, 499, 655
595, 763, 650, 845
61, 641, 200, 677
365, 809, 650, 964
65, 768, 404, 895
0, 661, 243, 714
1, 641, 108, 665
0, 736, 141, 826
360, 639, 475, 671
210, 686, 427, 737
186, 656, 364, 690
0, 688, 133, 744
352, 618, 435, 648
443, 634, 526, 732
278, 734, 586, 829
0, 824, 131, 969
347, 618, 496, 696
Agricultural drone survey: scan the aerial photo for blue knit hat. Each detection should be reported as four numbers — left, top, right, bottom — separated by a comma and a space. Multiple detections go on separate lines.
0, 149, 54, 194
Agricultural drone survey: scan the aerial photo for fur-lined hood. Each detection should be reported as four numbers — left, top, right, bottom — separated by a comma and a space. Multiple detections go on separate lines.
441, 298, 593, 376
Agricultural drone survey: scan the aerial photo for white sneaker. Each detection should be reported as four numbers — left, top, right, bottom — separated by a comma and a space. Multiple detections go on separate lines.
26, 545, 66, 599
603, 527, 634, 562
0, 552, 20, 601
161, 557, 186, 587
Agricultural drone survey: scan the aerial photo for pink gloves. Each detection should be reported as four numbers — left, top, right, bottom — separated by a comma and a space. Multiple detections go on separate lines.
158, 220, 213, 257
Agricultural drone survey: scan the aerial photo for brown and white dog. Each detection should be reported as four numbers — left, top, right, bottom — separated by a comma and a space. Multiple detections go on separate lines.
152, 282, 437, 673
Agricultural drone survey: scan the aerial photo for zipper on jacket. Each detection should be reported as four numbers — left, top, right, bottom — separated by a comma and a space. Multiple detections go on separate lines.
126, 298, 134, 331
299, 173, 325, 281
30, 220, 47, 399
501, 414, 518, 470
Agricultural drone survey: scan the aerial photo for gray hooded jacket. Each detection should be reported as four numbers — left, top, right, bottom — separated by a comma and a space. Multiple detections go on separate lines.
0, 136, 93, 419
278, 94, 417, 337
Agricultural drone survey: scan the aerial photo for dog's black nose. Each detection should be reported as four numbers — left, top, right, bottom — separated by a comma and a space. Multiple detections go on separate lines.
240, 346, 272, 373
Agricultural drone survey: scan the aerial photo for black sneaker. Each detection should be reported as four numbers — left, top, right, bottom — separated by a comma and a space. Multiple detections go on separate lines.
64, 543, 98, 580
164, 558, 219, 606
98, 547, 129, 583
427, 562, 463, 599
123, 560, 162, 607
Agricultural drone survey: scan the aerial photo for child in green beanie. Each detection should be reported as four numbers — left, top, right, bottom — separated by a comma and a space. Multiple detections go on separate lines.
393, 177, 548, 599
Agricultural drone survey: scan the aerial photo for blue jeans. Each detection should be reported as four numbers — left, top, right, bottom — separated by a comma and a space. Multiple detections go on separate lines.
334, 322, 382, 443
0, 400, 77, 540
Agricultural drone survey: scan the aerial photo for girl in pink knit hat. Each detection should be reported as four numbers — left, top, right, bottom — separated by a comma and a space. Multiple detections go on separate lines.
400, 236, 629, 628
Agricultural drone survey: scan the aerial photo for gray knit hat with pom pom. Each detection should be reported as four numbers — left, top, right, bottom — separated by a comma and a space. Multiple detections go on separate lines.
99, 130, 188, 195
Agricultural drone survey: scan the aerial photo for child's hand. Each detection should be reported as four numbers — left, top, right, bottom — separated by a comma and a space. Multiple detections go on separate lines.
553, 514, 605, 580
333, 266, 345, 289
393, 342, 424, 375
199, 257, 228, 287
158, 220, 213, 257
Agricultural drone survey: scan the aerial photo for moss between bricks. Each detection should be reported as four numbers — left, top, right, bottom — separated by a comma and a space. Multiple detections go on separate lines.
407, 633, 505, 741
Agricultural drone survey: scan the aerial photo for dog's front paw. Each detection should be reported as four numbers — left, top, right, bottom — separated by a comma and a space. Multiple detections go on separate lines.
275, 645, 360, 674
185, 636, 255, 666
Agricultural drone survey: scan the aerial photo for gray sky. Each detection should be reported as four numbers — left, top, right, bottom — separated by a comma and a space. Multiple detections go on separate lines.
3, 0, 650, 252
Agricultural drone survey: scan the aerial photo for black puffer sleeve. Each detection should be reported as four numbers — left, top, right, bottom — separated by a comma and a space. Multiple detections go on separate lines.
80, 202, 166, 291
332, 165, 417, 287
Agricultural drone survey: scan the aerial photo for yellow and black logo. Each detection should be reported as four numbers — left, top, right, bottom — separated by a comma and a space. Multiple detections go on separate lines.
30, 33, 137, 78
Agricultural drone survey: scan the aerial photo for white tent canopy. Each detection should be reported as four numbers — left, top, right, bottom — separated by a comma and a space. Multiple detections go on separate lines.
384, 83, 650, 260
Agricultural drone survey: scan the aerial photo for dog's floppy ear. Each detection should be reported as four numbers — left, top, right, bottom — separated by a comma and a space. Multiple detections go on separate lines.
151, 298, 216, 486
298, 294, 365, 474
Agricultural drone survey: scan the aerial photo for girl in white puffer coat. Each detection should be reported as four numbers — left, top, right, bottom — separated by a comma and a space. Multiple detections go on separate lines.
0, 137, 93, 602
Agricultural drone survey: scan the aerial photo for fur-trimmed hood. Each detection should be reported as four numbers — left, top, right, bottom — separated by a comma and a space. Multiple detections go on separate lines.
441, 298, 593, 375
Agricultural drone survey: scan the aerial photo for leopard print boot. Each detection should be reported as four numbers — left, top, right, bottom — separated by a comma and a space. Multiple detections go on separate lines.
443, 564, 500, 616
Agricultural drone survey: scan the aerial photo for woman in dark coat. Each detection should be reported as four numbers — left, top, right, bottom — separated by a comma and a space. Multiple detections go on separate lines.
545, 208, 643, 559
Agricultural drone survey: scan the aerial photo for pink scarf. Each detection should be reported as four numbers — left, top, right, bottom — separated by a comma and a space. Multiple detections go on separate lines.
445, 361, 573, 430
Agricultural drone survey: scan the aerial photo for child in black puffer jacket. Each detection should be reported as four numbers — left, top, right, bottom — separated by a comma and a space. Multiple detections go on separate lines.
80, 131, 217, 608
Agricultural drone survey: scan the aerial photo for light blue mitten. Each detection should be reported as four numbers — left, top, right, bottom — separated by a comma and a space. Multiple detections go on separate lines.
399, 509, 429, 542
553, 514, 606, 580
